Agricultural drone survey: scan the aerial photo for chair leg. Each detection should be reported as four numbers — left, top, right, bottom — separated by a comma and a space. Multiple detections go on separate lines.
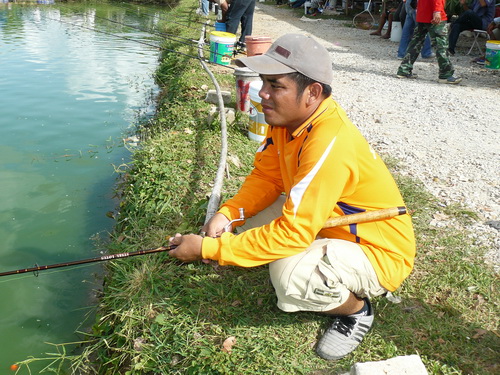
467, 33, 480, 55
467, 31, 490, 56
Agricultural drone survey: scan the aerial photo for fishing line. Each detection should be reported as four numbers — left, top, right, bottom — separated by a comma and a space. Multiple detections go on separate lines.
43, 15, 235, 70
116, 0, 213, 30
54, 3, 217, 58
55, 2, 204, 46
43, 4, 235, 66
0, 263, 96, 283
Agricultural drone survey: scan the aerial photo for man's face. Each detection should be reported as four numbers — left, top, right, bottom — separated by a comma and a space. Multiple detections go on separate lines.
258, 74, 313, 133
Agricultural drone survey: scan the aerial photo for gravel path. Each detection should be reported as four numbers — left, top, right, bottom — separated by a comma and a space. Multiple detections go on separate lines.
250, 3, 499, 269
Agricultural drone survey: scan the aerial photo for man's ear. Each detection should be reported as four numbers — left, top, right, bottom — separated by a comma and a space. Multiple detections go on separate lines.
306, 82, 324, 105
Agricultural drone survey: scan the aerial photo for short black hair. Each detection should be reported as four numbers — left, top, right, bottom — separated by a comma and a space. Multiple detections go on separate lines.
288, 72, 332, 100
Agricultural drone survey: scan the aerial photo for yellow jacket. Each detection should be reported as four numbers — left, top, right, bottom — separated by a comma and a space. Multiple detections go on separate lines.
202, 97, 416, 291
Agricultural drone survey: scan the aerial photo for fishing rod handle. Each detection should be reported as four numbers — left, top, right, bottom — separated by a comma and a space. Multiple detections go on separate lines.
322, 206, 407, 229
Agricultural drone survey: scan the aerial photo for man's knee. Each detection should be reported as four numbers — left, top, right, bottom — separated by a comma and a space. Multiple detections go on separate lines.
268, 239, 387, 313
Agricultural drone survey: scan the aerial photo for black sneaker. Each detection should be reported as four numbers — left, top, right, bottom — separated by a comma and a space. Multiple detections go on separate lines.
235, 41, 246, 53
316, 298, 374, 360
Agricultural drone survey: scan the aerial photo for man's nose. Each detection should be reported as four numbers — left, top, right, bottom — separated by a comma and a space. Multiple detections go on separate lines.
259, 86, 269, 100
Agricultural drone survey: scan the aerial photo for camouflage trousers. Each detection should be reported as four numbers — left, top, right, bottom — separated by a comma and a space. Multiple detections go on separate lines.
397, 22, 455, 80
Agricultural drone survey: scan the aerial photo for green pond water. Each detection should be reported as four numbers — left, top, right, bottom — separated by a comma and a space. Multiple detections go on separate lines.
0, 1, 167, 371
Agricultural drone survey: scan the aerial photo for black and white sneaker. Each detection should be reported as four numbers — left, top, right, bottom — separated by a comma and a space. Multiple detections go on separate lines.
234, 41, 246, 54
316, 298, 374, 360
438, 75, 462, 84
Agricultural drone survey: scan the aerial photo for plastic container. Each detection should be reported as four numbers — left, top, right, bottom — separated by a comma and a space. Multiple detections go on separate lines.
390, 21, 402, 43
214, 22, 226, 32
248, 81, 268, 142
234, 67, 261, 113
245, 36, 272, 57
209, 31, 236, 66
485, 40, 500, 70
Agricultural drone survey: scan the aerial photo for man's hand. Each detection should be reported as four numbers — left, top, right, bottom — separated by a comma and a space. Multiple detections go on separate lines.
431, 11, 441, 25
201, 212, 231, 238
168, 233, 204, 263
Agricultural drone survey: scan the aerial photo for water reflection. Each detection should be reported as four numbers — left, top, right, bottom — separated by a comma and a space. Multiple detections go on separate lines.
0, 2, 161, 371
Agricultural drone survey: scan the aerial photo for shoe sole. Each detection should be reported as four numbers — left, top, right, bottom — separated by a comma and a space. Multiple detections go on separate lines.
438, 78, 462, 84
396, 74, 417, 79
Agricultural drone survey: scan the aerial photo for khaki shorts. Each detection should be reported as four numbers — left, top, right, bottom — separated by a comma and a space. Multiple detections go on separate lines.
239, 196, 387, 312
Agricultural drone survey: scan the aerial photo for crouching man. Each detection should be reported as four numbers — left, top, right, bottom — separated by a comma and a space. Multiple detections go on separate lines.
169, 34, 416, 360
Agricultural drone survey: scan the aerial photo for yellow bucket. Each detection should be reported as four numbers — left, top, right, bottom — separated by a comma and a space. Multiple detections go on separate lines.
485, 40, 500, 70
248, 81, 268, 142
209, 31, 236, 66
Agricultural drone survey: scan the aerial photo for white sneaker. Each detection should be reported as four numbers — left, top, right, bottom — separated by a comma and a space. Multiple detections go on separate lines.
316, 299, 374, 360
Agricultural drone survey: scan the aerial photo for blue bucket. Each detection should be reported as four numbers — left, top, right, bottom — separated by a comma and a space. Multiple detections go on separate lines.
215, 22, 226, 32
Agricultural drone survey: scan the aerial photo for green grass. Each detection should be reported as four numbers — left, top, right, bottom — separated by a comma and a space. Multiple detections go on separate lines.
18, 1, 498, 374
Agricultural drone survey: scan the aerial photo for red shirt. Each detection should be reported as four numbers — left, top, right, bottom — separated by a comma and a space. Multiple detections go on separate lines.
416, 0, 447, 23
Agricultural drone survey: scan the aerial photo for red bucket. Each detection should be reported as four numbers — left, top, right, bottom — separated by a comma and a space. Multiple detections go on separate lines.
245, 36, 272, 57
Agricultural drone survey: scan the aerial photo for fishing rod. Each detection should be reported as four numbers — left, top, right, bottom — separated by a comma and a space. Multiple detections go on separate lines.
0, 246, 174, 278
0, 206, 407, 278
83, 14, 217, 58
44, 15, 235, 70
45, 4, 237, 67
56, 2, 208, 49
116, 1, 214, 30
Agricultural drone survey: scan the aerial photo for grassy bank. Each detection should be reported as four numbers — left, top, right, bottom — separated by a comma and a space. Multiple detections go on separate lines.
42, 1, 497, 374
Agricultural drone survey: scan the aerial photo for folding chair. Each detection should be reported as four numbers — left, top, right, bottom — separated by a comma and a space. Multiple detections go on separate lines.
304, 1, 313, 14
463, 4, 498, 55
466, 29, 490, 55
304, 1, 330, 15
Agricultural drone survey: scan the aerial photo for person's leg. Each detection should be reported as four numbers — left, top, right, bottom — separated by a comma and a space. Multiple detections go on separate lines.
381, 13, 394, 39
225, 0, 246, 35
431, 22, 457, 81
370, 12, 388, 35
269, 238, 387, 360
448, 10, 483, 54
383, 1, 404, 39
201, 0, 209, 16
238, 0, 256, 44
268, 239, 387, 313
398, 3, 406, 28
397, 23, 428, 76
493, 27, 500, 40
421, 34, 433, 58
398, 13, 415, 58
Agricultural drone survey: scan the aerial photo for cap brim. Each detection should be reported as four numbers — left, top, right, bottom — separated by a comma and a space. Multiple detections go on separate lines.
235, 54, 296, 75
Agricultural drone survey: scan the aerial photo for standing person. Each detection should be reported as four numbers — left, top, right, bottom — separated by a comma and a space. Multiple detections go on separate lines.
397, 0, 434, 59
169, 34, 416, 360
448, 0, 495, 55
198, 0, 209, 16
396, 0, 462, 83
225, 0, 256, 51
